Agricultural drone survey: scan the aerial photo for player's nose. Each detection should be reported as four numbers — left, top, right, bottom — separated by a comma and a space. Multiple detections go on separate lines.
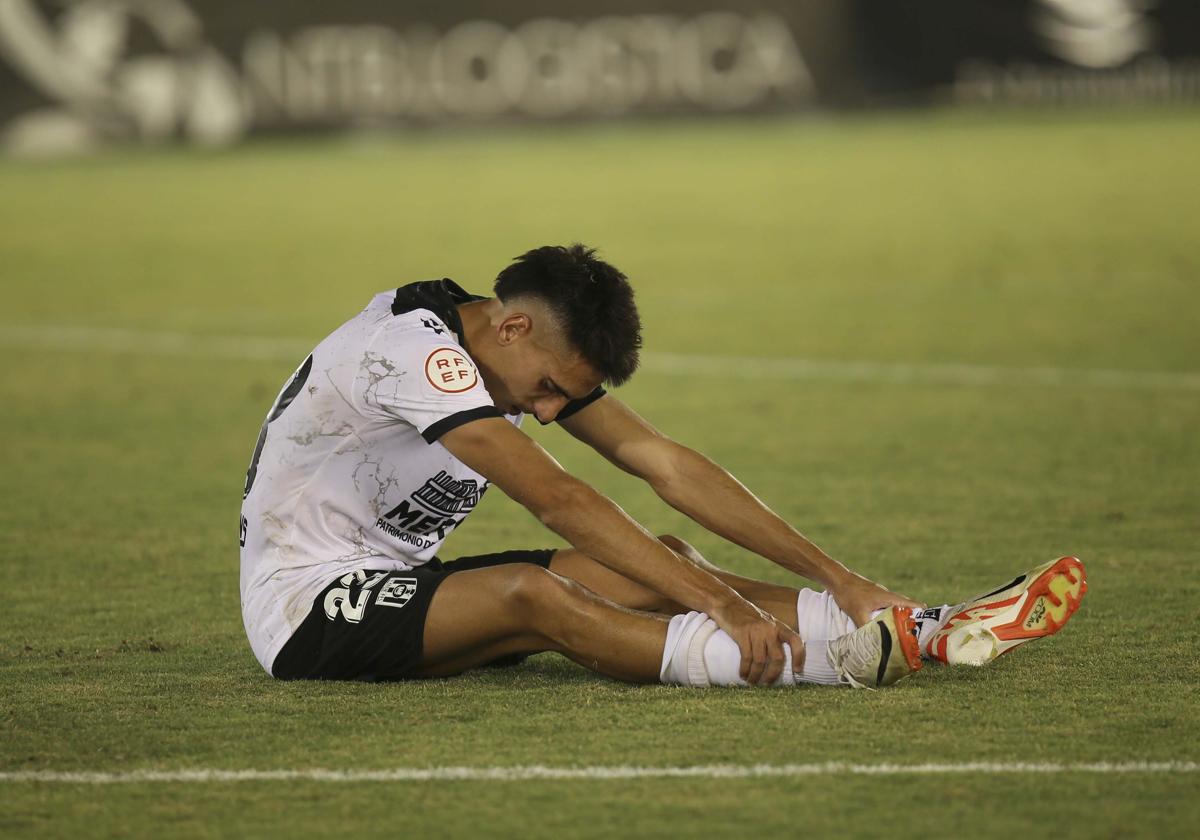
534, 396, 569, 424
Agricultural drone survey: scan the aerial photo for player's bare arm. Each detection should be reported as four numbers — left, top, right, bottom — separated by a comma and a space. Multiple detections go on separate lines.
439, 415, 803, 684
559, 395, 924, 626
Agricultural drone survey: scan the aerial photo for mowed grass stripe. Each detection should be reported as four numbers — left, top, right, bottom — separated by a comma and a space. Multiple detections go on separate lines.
3, 323, 1199, 391
3, 762, 1196, 784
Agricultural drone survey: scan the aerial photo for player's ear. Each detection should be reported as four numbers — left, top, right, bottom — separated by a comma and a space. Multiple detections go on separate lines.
497, 312, 532, 346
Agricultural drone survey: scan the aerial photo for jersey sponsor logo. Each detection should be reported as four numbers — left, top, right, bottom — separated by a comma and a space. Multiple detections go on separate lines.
414, 471, 485, 515
425, 347, 478, 393
376, 577, 418, 609
421, 318, 446, 336
375, 470, 487, 543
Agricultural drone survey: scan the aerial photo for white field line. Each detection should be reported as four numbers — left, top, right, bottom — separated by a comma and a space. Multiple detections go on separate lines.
0, 762, 1195, 784
0, 324, 314, 362
2, 324, 1199, 392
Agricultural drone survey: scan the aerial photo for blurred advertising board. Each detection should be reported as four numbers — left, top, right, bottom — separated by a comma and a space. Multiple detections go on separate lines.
0, 0, 843, 154
852, 0, 1200, 106
1, 0, 1197, 155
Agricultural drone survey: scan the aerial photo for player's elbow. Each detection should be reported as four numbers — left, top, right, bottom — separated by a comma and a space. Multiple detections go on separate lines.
643, 441, 698, 500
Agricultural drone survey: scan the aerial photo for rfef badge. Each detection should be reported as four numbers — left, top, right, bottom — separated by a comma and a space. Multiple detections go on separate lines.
424, 347, 478, 393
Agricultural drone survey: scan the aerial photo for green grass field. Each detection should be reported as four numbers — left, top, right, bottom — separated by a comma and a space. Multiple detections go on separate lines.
2, 107, 1198, 838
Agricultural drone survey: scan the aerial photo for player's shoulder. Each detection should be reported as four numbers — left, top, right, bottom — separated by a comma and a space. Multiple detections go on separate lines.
380, 278, 486, 342
356, 280, 491, 399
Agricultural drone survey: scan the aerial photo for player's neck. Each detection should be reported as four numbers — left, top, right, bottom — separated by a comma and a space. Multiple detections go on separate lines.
457, 299, 497, 350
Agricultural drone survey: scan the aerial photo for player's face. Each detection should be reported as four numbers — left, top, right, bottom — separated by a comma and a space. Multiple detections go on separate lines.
489, 320, 602, 423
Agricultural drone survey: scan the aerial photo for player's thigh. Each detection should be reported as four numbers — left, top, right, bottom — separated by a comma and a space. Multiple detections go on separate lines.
419, 562, 569, 667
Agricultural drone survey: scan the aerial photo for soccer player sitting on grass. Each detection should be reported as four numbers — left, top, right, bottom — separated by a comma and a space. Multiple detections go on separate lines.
239, 245, 1086, 689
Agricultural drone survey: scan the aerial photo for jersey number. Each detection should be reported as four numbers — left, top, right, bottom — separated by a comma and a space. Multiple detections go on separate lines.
243, 354, 314, 499
323, 571, 388, 624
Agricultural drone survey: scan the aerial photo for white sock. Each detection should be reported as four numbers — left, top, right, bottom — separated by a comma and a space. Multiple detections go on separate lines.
660, 611, 797, 687
795, 640, 838, 684
660, 611, 722, 686
797, 589, 952, 660
795, 588, 856, 642
780, 590, 849, 684
791, 589, 852, 683
913, 605, 952, 657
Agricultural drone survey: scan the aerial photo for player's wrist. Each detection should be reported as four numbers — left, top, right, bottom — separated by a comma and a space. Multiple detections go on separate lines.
696, 591, 731, 618
705, 590, 757, 625
821, 565, 864, 593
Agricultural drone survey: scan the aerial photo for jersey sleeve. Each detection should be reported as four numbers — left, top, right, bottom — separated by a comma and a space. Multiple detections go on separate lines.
356, 323, 502, 443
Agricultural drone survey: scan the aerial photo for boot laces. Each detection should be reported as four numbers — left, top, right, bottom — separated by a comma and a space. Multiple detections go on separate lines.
827, 625, 883, 690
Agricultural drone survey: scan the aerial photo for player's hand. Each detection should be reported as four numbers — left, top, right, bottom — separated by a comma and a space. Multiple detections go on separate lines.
828, 573, 924, 627
709, 597, 804, 686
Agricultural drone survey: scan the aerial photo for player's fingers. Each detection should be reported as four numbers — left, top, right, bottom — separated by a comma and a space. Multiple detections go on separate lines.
784, 629, 805, 675
747, 635, 767, 686
877, 584, 925, 612
745, 637, 761, 685
762, 636, 785, 686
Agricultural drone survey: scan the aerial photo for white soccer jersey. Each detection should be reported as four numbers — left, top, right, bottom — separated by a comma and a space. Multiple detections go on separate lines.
239, 280, 520, 674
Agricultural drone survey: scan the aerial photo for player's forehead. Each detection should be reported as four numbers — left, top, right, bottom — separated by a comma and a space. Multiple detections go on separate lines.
531, 309, 601, 392
542, 344, 602, 396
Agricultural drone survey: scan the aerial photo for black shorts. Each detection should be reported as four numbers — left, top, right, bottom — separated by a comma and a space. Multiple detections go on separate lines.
271, 549, 555, 681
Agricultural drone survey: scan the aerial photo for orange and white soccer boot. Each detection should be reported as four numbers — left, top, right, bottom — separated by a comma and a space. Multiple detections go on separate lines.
827, 606, 923, 688
928, 556, 1087, 666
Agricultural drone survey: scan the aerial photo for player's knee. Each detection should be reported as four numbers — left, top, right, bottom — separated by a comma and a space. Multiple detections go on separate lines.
658, 534, 723, 576
658, 534, 712, 572
657, 534, 690, 555
504, 564, 606, 646
503, 563, 556, 605
502, 565, 576, 630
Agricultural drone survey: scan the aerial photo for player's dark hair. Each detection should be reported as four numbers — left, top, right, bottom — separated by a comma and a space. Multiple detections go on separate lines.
493, 244, 642, 387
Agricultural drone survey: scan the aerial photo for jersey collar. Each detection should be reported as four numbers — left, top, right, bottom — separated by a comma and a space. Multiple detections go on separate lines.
390, 278, 486, 346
